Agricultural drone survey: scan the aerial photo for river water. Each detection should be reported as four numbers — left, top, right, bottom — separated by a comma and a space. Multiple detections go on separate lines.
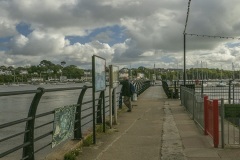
0, 83, 113, 160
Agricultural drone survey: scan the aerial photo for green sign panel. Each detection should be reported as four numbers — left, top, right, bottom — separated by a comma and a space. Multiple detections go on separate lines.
225, 104, 240, 118
52, 105, 77, 148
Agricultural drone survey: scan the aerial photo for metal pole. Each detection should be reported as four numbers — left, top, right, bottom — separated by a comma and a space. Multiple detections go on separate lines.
109, 87, 113, 128
183, 33, 186, 86
102, 91, 106, 133
92, 56, 96, 144
113, 88, 117, 124
221, 98, 225, 148
74, 85, 88, 139
23, 87, 45, 159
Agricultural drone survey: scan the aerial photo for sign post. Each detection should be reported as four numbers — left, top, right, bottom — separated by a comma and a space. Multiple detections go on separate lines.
109, 65, 119, 126
92, 55, 106, 144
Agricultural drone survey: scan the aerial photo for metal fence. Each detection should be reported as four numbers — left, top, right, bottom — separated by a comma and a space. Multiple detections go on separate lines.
220, 101, 240, 147
172, 80, 240, 104
0, 81, 151, 160
181, 86, 204, 130
181, 85, 240, 148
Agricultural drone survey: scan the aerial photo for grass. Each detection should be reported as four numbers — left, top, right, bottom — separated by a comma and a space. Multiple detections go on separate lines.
63, 124, 111, 160
64, 116, 121, 159
64, 149, 80, 160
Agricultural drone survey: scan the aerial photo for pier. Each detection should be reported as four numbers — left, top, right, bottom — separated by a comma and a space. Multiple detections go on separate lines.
73, 85, 240, 160
1, 83, 240, 159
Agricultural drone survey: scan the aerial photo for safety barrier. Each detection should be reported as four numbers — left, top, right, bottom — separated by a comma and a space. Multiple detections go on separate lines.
180, 86, 204, 130
181, 85, 240, 148
204, 96, 219, 148
0, 85, 107, 159
0, 81, 150, 159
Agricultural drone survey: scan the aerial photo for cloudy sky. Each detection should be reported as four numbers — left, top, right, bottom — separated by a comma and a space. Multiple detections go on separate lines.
0, 0, 240, 70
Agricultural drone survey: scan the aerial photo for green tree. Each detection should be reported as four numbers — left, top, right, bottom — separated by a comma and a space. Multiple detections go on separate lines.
63, 65, 84, 79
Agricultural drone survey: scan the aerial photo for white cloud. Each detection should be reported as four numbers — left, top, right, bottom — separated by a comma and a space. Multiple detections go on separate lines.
0, 17, 17, 37
141, 51, 155, 57
7, 30, 65, 56
0, 0, 240, 70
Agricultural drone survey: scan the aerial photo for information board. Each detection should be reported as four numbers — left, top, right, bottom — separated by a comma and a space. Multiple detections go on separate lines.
52, 105, 77, 148
92, 55, 106, 92
109, 65, 119, 88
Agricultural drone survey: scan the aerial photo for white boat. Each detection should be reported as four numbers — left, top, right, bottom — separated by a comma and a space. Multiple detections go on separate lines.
216, 81, 227, 87
203, 82, 208, 87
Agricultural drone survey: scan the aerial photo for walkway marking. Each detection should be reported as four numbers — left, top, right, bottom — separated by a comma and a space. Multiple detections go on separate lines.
94, 108, 151, 160
161, 103, 186, 160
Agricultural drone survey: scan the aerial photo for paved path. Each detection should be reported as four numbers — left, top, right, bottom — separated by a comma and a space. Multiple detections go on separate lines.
76, 85, 240, 160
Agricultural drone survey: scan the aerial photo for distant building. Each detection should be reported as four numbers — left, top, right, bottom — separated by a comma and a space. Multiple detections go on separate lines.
0, 70, 4, 75
60, 76, 67, 82
31, 77, 44, 82
137, 73, 144, 79
47, 69, 54, 74
0, 70, 12, 75
20, 70, 28, 75
82, 70, 92, 82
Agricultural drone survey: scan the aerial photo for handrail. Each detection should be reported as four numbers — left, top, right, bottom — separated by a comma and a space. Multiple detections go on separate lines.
0, 80, 150, 159
0, 117, 33, 129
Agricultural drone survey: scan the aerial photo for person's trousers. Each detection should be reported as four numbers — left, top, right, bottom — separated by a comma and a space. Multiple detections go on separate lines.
123, 96, 132, 110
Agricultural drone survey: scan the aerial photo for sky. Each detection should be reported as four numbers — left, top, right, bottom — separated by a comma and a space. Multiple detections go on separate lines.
0, 0, 240, 70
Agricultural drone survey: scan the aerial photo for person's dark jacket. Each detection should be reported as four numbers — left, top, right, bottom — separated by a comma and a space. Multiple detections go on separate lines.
120, 79, 131, 97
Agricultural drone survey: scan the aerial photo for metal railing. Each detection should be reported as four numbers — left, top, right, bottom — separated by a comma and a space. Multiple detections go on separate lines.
0, 85, 100, 159
181, 85, 240, 148
181, 86, 204, 130
171, 80, 240, 103
220, 101, 240, 147
0, 80, 150, 159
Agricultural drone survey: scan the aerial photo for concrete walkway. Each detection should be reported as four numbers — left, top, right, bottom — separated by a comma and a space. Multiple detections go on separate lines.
76, 86, 240, 160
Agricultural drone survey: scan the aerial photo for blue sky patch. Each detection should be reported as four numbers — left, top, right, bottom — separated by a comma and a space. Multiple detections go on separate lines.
16, 22, 33, 36
161, 56, 175, 63
0, 36, 12, 43
226, 42, 240, 48
0, 36, 12, 51
66, 25, 127, 46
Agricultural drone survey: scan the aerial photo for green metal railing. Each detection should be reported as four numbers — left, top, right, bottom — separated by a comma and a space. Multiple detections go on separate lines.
0, 80, 150, 159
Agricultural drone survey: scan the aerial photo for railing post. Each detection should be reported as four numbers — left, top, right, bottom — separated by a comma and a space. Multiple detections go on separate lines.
102, 91, 106, 132
97, 91, 104, 124
233, 84, 235, 104
228, 80, 232, 104
113, 88, 117, 125
109, 87, 113, 128
192, 89, 195, 120
213, 99, 219, 148
204, 96, 208, 135
180, 86, 182, 105
174, 81, 177, 94
23, 87, 45, 159
74, 85, 88, 140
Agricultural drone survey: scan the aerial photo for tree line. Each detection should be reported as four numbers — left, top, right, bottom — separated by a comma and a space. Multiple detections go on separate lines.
161, 68, 239, 80
0, 60, 84, 83
0, 60, 238, 84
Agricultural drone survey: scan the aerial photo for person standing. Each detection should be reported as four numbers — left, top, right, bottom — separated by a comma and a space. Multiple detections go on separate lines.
120, 76, 132, 112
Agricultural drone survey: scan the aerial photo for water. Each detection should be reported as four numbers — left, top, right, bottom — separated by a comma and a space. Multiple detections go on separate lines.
0, 83, 113, 160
